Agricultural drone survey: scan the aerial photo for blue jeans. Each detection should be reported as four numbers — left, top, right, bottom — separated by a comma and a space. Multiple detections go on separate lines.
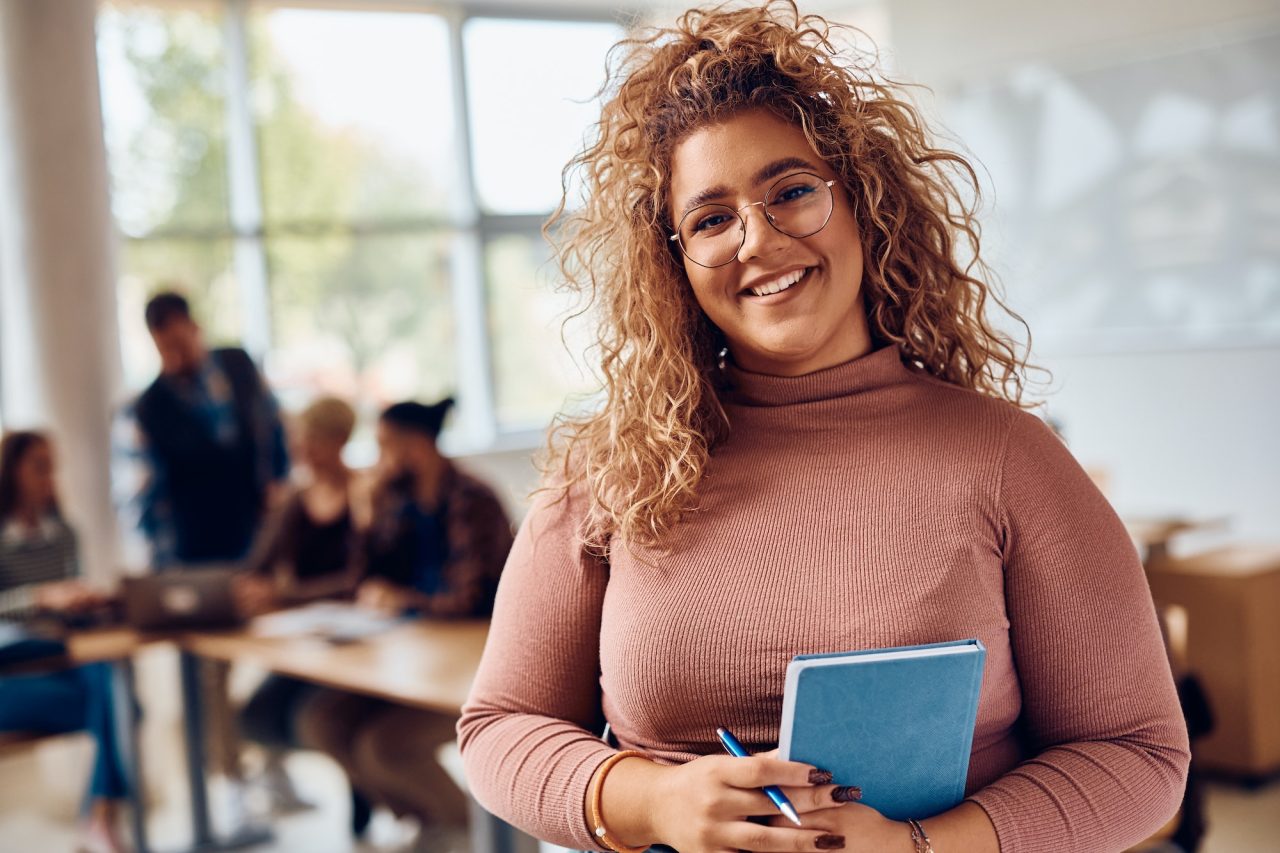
0, 663, 129, 800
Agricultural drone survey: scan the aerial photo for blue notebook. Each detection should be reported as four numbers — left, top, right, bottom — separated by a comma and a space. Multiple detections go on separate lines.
778, 639, 986, 821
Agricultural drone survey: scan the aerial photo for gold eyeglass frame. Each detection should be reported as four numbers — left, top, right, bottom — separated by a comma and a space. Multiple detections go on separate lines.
669, 172, 838, 268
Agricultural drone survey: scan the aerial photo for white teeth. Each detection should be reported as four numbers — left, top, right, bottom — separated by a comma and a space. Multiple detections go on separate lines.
749, 268, 806, 297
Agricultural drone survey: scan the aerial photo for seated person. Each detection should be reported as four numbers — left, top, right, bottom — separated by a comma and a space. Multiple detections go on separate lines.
0, 431, 129, 853
296, 398, 514, 849
233, 396, 365, 812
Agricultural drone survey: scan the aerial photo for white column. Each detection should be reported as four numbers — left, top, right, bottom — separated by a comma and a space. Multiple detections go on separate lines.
445, 11, 498, 451
0, 0, 124, 582
224, 0, 272, 361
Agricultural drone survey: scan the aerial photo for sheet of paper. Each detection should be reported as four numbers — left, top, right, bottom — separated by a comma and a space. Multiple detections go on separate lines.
249, 602, 401, 641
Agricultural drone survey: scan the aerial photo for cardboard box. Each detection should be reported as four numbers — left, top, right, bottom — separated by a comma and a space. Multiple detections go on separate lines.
1147, 545, 1280, 780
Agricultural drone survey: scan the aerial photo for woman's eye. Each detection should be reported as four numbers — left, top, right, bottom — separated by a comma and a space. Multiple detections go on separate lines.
774, 183, 817, 204
692, 213, 732, 234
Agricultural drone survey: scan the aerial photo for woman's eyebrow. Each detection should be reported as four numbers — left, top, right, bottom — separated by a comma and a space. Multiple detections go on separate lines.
752, 156, 820, 187
677, 157, 823, 218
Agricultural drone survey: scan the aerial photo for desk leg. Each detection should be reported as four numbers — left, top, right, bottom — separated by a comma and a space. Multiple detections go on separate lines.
469, 797, 540, 853
178, 651, 272, 852
110, 659, 150, 853
179, 651, 215, 849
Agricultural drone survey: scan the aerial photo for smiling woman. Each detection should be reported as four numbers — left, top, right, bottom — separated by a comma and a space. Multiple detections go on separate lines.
539, 1, 1034, 555
458, 4, 1190, 853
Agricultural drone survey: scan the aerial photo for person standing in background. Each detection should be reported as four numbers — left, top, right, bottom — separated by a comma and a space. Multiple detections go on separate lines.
1, 431, 130, 853
112, 290, 290, 827
114, 291, 289, 569
296, 398, 514, 852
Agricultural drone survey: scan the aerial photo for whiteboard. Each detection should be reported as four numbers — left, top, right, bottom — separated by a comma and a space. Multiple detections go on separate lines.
942, 31, 1280, 352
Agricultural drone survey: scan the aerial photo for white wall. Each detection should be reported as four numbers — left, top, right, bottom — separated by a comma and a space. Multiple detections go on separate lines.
887, 0, 1280, 544
887, 0, 1280, 86
1043, 347, 1280, 542
456, 446, 542, 521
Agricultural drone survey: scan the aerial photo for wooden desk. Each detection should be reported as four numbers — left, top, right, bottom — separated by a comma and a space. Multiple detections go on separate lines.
66, 626, 147, 663
177, 617, 531, 853
46, 619, 518, 853
1125, 516, 1226, 566
1146, 545, 1280, 781
181, 620, 488, 713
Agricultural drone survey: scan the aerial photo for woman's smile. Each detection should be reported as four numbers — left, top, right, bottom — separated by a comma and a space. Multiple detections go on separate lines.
741, 265, 812, 300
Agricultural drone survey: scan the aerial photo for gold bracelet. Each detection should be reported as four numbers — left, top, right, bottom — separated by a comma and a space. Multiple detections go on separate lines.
907, 818, 935, 853
587, 749, 647, 853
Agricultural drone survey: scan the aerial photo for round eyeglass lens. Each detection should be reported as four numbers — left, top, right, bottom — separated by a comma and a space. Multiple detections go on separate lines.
678, 204, 742, 268
764, 173, 833, 239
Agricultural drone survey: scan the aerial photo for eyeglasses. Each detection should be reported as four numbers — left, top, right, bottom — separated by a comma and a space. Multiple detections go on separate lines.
669, 172, 838, 268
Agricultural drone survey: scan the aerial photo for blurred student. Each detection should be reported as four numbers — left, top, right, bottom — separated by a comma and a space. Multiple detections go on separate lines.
115, 291, 289, 568
0, 431, 129, 853
113, 290, 290, 821
296, 398, 513, 851
234, 396, 365, 812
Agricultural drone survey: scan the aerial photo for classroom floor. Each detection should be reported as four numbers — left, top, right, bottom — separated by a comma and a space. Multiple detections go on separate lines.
1, 643, 1278, 852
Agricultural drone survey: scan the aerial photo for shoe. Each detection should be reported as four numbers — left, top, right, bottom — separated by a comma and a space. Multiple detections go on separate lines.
76, 818, 130, 853
255, 758, 315, 815
207, 774, 254, 834
367, 808, 420, 849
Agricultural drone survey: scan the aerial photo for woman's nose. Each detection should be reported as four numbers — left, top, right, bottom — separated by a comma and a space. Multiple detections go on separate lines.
736, 203, 790, 263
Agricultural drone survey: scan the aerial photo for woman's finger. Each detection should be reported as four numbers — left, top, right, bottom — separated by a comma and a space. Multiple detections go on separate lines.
715, 783, 858, 819
721, 822, 845, 852
711, 786, 786, 818
719, 756, 829, 790
780, 783, 861, 815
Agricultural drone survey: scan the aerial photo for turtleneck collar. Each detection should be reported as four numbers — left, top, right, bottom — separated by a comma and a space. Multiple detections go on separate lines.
721, 344, 912, 407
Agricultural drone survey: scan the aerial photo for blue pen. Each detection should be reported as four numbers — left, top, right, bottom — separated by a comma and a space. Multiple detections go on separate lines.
715, 726, 802, 826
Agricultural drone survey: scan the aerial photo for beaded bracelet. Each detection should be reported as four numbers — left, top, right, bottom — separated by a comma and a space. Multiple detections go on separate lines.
907, 818, 936, 853
587, 750, 648, 853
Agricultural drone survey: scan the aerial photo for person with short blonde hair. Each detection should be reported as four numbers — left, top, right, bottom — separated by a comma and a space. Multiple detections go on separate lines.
297, 396, 356, 447
458, 4, 1189, 853
234, 394, 363, 817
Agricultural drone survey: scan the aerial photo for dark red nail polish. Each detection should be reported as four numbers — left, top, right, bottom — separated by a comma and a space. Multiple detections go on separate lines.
831, 785, 862, 803
815, 834, 845, 850
808, 768, 833, 785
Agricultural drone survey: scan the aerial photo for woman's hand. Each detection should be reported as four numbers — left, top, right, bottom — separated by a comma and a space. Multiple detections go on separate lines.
633, 753, 857, 853
231, 574, 278, 618
34, 580, 104, 613
355, 578, 411, 615
766, 799, 914, 853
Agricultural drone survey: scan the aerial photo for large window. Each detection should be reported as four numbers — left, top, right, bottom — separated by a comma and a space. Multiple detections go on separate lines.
97, 1, 624, 450
464, 18, 621, 214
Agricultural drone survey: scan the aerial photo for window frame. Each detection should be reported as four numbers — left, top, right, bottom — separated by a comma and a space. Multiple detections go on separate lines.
104, 0, 635, 454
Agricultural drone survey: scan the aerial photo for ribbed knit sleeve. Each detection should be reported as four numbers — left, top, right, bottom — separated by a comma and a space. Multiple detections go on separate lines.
457, 482, 617, 850
967, 411, 1190, 852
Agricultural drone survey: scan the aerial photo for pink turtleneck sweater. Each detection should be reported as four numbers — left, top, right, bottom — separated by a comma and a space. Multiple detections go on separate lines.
458, 346, 1189, 853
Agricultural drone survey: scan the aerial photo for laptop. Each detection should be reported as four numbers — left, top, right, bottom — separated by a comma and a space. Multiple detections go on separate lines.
122, 565, 244, 630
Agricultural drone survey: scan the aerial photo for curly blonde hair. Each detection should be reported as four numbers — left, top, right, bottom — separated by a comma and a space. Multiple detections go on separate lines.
544, 0, 1032, 552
